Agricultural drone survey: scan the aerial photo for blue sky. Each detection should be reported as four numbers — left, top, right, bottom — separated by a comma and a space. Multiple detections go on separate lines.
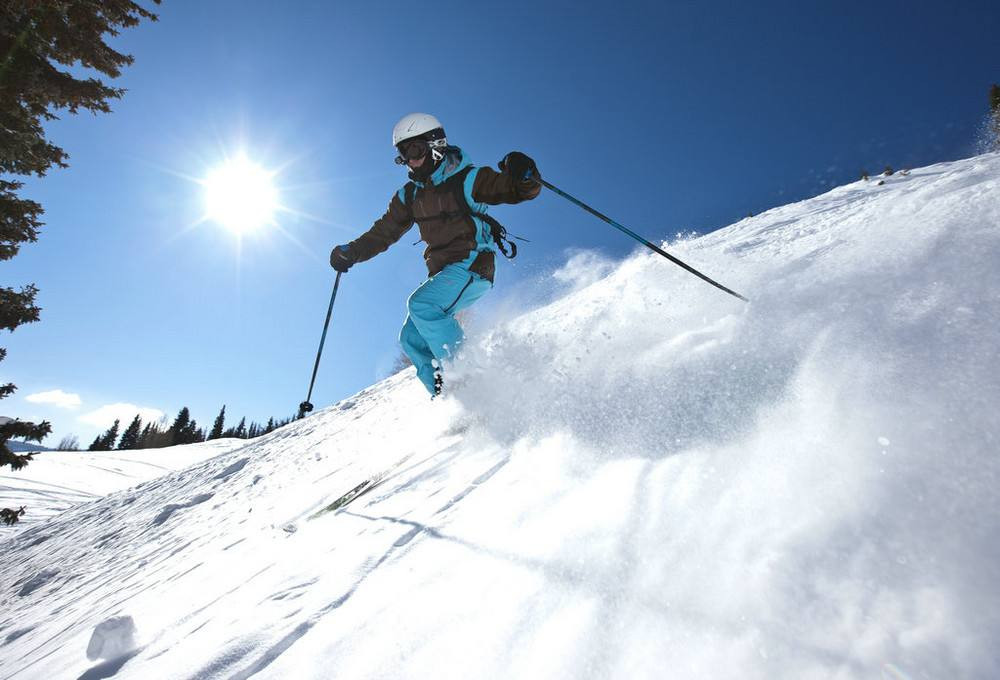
5, 0, 999, 445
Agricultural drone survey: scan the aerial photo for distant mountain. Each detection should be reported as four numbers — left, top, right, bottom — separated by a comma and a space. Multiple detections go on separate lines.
5, 440, 54, 453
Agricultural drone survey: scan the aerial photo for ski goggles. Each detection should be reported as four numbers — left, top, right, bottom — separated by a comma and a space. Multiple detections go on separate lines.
397, 139, 430, 161
395, 137, 447, 165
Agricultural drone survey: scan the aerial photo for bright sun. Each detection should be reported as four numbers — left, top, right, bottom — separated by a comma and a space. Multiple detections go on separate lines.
203, 156, 278, 233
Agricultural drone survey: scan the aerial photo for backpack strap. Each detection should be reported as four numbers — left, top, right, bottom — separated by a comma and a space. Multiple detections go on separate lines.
471, 211, 521, 259
402, 166, 527, 260
455, 167, 525, 259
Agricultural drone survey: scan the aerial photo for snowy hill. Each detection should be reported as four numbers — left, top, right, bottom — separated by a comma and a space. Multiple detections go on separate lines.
2, 154, 999, 679
0, 441, 246, 540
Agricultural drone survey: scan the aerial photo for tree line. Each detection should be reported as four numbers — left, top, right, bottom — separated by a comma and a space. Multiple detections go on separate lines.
85, 406, 294, 452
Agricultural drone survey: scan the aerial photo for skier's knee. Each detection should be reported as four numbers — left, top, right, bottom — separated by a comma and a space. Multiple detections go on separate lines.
406, 292, 439, 321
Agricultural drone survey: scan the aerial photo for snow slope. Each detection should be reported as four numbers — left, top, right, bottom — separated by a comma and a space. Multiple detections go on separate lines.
2, 155, 998, 679
0, 441, 246, 541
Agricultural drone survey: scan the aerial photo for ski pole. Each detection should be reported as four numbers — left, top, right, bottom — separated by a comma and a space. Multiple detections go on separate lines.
298, 272, 343, 419
534, 176, 749, 302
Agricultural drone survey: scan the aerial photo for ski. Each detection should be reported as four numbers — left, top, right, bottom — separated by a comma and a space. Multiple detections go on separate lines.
307, 453, 415, 521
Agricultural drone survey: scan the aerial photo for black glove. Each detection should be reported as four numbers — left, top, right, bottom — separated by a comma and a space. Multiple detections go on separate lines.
329, 244, 355, 273
499, 151, 539, 184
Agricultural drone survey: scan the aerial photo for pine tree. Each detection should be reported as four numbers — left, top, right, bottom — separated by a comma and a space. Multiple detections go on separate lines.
117, 414, 143, 450
138, 421, 169, 449
89, 420, 120, 451
208, 405, 226, 440
234, 417, 247, 439
0, 415, 49, 470
168, 407, 191, 446
264, 417, 276, 434
138, 422, 154, 448
0, 1, 159, 471
103, 420, 121, 450
179, 418, 202, 445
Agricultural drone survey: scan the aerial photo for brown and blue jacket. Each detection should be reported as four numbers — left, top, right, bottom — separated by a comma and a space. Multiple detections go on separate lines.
346, 147, 540, 282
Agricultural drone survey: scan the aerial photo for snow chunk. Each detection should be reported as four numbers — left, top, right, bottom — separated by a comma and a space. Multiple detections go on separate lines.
878, 436, 891, 447
86, 615, 137, 661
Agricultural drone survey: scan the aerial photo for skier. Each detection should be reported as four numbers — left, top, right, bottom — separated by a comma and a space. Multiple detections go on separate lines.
329, 113, 541, 397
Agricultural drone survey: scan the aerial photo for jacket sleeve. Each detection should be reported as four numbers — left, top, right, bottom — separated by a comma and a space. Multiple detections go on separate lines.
470, 166, 541, 205
346, 192, 414, 263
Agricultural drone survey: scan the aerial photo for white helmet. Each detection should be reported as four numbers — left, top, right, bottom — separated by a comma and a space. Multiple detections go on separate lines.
392, 112, 444, 146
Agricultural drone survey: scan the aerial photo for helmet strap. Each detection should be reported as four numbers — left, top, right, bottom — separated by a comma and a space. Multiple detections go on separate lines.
428, 138, 448, 162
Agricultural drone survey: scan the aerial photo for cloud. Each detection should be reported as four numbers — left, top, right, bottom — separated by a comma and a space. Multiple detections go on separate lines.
25, 389, 82, 409
78, 403, 166, 429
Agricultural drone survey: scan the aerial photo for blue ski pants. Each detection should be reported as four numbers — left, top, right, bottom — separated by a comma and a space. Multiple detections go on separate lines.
399, 263, 492, 395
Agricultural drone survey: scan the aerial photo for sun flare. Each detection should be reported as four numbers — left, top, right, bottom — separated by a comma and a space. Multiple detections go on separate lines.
203, 156, 278, 233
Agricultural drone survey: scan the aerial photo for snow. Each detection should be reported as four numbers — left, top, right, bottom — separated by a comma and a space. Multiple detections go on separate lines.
86, 616, 138, 662
0, 440, 245, 538
2, 154, 999, 679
